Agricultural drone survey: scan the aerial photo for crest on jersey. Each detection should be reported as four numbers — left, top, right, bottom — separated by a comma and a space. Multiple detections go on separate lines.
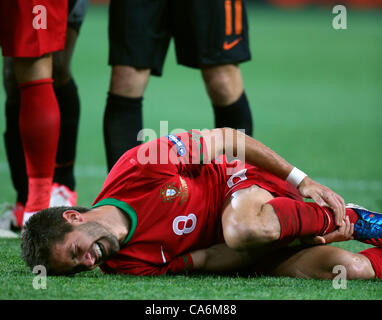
160, 183, 180, 202
159, 178, 189, 204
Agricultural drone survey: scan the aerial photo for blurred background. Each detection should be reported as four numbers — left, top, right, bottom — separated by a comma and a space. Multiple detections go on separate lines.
91, 0, 382, 8
0, 0, 381, 223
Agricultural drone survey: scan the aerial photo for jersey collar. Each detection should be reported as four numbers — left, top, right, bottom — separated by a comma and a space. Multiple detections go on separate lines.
91, 198, 138, 246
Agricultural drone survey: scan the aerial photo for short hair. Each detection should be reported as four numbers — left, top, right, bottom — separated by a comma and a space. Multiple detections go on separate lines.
21, 206, 90, 275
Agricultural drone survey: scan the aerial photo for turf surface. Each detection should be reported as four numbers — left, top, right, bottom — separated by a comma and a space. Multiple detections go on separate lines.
0, 4, 381, 300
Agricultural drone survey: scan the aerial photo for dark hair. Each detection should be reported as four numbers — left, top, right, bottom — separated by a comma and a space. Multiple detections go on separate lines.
21, 206, 90, 275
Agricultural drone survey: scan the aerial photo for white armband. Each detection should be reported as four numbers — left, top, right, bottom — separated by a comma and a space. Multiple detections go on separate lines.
286, 167, 307, 188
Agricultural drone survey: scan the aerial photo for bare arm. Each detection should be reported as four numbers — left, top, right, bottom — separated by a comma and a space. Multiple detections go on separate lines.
190, 243, 255, 273
200, 128, 345, 226
201, 128, 293, 179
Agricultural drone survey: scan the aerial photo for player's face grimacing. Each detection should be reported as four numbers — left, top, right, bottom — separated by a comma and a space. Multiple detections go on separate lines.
50, 221, 120, 275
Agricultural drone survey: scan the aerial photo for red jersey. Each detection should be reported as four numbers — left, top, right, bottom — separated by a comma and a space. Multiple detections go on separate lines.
93, 130, 302, 276
0, 0, 67, 57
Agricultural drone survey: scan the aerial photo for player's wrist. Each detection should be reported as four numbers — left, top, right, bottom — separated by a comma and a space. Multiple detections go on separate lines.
286, 167, 308, 188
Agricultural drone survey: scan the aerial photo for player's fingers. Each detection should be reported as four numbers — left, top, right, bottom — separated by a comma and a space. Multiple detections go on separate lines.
351, 222, 354, 234
310, 192, 326, 207
349, 222, 355, 240
343, 216, 351, 237
346, 220, 354, 240
338, 218, 346, 233
335, 193, 346, 219
330, 194, 345, 226
322, 232, 336, 244
314, 236, 326, 244
304, 236, 326, 245
342, 217, 355, 240
321, 192, 343, 226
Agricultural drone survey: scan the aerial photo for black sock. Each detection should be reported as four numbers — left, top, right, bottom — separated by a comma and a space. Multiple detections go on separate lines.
103, 92, 143, 172
212, 91, 253, 136
4, 98, 28, 205
53, 78, 80, 191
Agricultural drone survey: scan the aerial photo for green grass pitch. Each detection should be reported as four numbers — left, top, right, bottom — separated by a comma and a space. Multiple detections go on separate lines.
0, 4, 381, 300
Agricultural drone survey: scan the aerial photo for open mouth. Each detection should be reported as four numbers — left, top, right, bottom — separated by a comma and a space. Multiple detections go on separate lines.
94, 241, 106, 264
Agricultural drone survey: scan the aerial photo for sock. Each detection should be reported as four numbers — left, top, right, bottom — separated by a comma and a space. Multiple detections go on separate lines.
359, 247, 382, 279
104, 92, 143, 171
267, 197, 359, 244
212, 91, 253, 136
19, 78, 60, 213
4, 97, 28, 205
53, 78, 80, 191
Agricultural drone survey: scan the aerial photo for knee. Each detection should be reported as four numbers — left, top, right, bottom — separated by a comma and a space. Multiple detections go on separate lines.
223, 204, 280, 250
334, 253, 375, 280
110, 65, 150, 97
202, 65, 243, 105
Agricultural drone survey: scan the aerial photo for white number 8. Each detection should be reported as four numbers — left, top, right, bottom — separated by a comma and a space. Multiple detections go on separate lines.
227, 168, 247, 188
173, 213, 197, 236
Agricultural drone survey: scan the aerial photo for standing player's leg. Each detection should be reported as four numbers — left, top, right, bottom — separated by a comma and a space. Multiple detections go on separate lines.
171, 0, 253, 136
0, 0, 68, 225
0, 1, 87, 229
202, 64, 253, 137
50, 27, 80, 207
50, 0, 90, 205
104, 0, 170, 171
105, 65, 150, 171
1, 48, 78, 228
13, 55, 61, 224
2, 57, 27, 229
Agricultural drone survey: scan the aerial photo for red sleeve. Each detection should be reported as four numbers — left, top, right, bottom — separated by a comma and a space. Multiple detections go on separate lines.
136, 130, 209, 178
100, 254, 194, 276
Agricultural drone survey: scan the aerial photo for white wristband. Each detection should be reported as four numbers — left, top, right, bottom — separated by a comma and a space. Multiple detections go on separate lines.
286, 167, 307, 188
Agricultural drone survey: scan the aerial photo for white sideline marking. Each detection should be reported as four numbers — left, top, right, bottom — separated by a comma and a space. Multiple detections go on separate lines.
0, 163, 381, 191
0, 229, 19, 239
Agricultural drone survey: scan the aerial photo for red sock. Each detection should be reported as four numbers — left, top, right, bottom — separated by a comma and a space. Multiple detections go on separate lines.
267, 197, 358, 243
359, 247, 382, 279
19, 78, 60, 212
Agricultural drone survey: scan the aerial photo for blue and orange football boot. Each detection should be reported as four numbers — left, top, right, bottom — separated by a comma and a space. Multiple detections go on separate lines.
346, 203, 382, 247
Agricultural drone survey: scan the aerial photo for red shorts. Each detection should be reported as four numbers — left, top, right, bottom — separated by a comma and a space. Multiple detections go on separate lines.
223, 161, 304, 203
220, 162, 308, 276
0, 0, 68, 57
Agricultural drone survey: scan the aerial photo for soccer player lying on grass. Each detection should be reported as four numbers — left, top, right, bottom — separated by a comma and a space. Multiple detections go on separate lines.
21, 128, 382, 279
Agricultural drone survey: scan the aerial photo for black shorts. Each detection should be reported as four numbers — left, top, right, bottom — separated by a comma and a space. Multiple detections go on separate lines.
68, 0, 89, 33
109, 0, 251, 76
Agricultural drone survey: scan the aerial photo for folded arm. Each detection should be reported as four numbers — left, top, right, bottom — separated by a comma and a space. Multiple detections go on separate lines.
189, 243, 255, 273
